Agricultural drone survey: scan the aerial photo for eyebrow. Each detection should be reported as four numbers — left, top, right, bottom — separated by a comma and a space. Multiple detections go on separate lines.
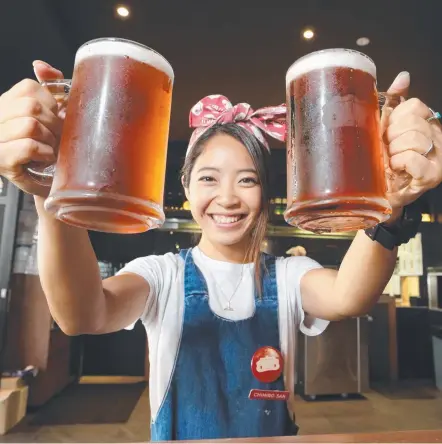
196, 167, 257, 174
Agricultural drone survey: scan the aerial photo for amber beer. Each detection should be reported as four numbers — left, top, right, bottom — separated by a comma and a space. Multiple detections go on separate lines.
284, 48, 391, 233
43, 38, 174, 234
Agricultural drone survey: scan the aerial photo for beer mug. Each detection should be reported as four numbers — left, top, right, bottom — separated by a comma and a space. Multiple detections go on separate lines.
285, 48, 399, 233
27, 37, 174, 234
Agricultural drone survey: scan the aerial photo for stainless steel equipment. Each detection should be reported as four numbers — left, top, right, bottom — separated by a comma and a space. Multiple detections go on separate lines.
296, 317, 369, 399
427, 267, 442, 309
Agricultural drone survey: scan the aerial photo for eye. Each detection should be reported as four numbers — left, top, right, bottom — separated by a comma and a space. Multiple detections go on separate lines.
198, 176, 215, 182
239, 177, 258, 185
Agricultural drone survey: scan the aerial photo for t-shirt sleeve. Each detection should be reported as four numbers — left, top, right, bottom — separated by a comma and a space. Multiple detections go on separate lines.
285, 256, 329, 336
116, 253, 179, 329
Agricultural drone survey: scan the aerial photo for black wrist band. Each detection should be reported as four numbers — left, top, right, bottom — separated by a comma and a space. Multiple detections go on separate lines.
364, 224, 397, 250
364, 201, 422, 250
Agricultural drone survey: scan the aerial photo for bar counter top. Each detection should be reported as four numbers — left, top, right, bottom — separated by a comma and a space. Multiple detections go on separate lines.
167, 429, 442, 443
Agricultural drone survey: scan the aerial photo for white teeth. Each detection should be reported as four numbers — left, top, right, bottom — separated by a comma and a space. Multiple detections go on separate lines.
212, 215, 241, 224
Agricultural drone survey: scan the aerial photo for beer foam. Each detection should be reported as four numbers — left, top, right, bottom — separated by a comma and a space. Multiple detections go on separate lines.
76, 38, 174, 80
286, 49, 375, 85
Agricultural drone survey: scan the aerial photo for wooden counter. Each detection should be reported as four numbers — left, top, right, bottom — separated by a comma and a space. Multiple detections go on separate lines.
166, 430, 442, 443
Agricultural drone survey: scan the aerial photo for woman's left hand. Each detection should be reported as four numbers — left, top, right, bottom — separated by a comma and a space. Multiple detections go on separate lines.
382, 72, 442, 213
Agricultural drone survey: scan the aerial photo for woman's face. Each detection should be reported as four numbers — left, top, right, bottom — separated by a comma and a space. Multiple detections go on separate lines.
185, 134, 262, 253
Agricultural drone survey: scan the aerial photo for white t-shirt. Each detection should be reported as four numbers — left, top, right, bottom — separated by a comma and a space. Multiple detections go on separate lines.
118, 247, 329, 421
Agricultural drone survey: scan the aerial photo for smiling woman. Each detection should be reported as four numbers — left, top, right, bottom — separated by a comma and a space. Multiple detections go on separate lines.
181, 123, 270, 282
125, 95, 319, 440
2, 55, 440, 440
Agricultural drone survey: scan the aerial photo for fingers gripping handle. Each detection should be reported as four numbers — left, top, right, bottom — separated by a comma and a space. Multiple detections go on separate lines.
26, 79, 71, 186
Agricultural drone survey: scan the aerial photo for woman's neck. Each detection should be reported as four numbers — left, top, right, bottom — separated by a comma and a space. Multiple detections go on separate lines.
197, 235, 251, 264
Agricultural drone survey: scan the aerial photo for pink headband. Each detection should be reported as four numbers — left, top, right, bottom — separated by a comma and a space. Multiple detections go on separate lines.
187, 94, 286, 156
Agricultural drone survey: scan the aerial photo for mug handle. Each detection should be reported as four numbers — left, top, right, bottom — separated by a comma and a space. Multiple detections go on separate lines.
378, 92, 405, 109
26, 79, 72, 186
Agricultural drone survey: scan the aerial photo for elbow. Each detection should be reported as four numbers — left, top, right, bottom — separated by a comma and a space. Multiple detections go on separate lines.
50, 304, 107, 336
56, 319, 105, 336
342, 308, 371, 318
58, 324, 84, 337
330, 286, 382, 320
334, 303, 375, 320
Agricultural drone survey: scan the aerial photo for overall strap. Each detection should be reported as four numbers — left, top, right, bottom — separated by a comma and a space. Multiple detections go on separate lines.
258, 253, 278, 304
180, 248, 209, 296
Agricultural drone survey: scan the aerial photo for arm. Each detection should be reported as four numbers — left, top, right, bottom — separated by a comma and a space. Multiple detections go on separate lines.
36, 196, 149, 335
300, 223, 398, 321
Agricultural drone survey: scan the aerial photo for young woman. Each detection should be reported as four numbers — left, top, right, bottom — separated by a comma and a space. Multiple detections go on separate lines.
0, 61, 441, 441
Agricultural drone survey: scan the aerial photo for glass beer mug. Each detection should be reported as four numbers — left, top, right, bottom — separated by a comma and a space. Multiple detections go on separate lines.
285, 48, 400, 233
28, 37, 174, 234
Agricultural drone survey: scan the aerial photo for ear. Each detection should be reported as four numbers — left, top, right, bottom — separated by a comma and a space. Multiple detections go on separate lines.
181, 176, 190, 201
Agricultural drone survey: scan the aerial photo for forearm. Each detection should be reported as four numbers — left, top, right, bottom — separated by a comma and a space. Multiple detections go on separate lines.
331, 209, 404, 316
331, 230, 397, 317
35, 196, 106, 335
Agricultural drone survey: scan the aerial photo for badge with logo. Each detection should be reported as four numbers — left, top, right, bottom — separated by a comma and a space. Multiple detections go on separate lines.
249, 346, 289, 401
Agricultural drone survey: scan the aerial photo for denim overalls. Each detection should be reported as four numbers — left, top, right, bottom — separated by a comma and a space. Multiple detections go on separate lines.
151, 248, 298, 441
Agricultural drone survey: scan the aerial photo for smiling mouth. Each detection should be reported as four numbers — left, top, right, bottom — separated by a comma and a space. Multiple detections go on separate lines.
209, 214, 246, 225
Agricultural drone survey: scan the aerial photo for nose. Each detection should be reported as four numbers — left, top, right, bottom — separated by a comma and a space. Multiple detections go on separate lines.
216, 182, 241, 208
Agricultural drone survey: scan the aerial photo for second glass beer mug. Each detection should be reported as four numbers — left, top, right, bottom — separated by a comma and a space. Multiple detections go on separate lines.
284, 48, 392, 233
29, 37, 174, 234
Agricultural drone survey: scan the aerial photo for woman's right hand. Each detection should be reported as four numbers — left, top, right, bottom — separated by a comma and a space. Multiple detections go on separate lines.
0, 61, 64, 197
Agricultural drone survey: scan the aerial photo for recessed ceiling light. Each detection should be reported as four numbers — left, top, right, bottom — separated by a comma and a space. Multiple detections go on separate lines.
116, 5, 130, 18
356, 37, 370, 46
302, 28, 315, 40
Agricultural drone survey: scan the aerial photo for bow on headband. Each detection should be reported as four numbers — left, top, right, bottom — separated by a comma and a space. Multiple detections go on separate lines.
187, 94, 286, 156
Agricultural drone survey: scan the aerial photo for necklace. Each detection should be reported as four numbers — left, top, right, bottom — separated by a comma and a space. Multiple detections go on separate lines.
203, 263, 246, 311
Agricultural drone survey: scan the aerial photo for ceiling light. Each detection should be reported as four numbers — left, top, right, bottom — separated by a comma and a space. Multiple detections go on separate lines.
302, 28, 315, 40
356, 37, 370, 47
116, 5, 130, 18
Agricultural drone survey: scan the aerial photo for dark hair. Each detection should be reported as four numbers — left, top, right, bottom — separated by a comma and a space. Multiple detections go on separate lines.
181, 123, 270, 295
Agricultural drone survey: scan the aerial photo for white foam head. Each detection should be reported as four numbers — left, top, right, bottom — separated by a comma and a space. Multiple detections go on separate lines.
286, 48, 376, 85
75, 38, 174, 81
